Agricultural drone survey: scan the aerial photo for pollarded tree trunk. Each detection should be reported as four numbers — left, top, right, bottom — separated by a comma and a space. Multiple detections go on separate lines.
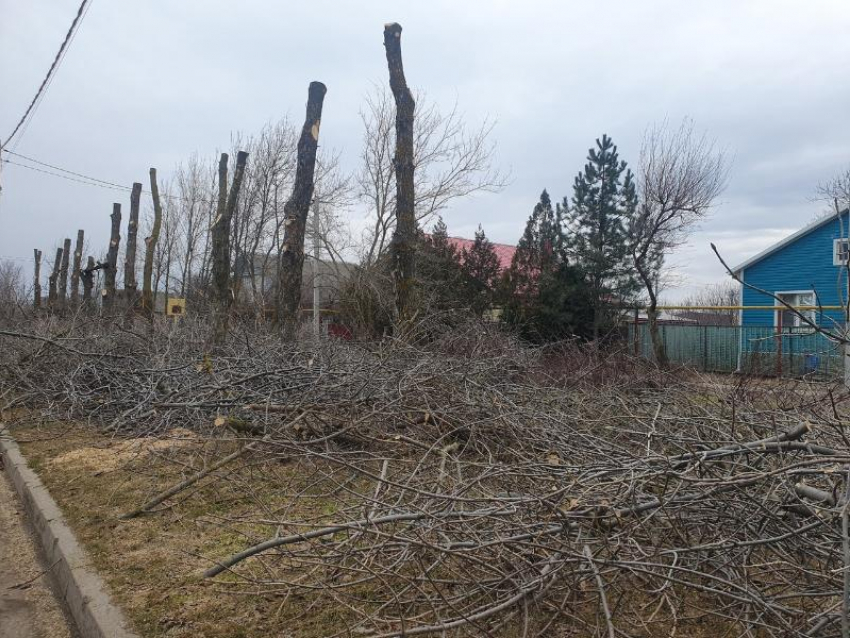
124, 182, 142, 313
69, 229, 84, 306
47, 246, 62, 312
211, 150, 249, 343
81, 256, 95, 306
143, 169, 163, 319
210, 153, 230, 341
58, 237, 71, 311
103, 204, 122, 313
33, 249, 42, 309
277, 81, 327, 332
383, 22, 417, 325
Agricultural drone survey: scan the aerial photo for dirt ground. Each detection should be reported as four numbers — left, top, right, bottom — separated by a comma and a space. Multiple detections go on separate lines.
0, 465, 74, 638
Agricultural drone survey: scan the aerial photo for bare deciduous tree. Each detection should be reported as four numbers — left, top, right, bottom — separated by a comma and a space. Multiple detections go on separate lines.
58, 237, 71, 310
818, 165, 850, 210
81, 256, 95, 305
152, 178, 180, 316
124, 182, 143, 312
173, 153, 216, 301
0, 259, 24, 319
631, 119, 728, 366
277, 81, 327, 330
47, 246, 62, 311
357, 86, 506, 265
211, 150, 249, 342
672, 281, 740, 325
33, 249, 42, 309
383, 22, 417, 324
104, 205, 122, 313
143, 168, 164, 318
231, 121, 298, 310
69, 229, 84, 306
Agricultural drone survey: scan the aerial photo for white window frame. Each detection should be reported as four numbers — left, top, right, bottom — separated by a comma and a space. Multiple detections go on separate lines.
835, 238, 850, 266
774, 290, 816, 329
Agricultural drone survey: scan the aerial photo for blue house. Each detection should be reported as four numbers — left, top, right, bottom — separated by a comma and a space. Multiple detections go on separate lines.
732, 210, 848, 376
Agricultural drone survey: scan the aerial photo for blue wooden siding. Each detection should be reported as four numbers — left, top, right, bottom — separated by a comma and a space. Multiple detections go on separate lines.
741, 212, 848, 328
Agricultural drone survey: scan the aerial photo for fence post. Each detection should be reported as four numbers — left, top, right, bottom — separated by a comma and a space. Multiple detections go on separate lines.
845, 343, 850, 390
633, 308, 639, 356
702, 326, 708, 372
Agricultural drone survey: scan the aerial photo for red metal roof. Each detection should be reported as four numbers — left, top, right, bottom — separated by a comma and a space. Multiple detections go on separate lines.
444, 236, 516, 271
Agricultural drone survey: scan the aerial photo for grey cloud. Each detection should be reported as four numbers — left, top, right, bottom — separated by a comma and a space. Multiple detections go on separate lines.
1, 0, 848, 302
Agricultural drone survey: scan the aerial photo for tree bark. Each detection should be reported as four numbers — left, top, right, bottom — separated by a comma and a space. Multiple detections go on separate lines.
637, 264, 668, 367
47, 246, 62, 312
124, 182, 142, 313
103, 204, 122, 313
69, 229, 84, 306
210, 151, 248, 342
81, 256, 95, 306
383, 22, 417, 325
143, 169, 163, 319
277, 81, 327, 331
57, 237, 71, 311
33, 249, 42, 309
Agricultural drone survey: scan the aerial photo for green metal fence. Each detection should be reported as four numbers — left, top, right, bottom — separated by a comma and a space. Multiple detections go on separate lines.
626, 324, 844, 379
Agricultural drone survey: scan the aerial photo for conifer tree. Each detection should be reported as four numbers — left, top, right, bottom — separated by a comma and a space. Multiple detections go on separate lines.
508, 190, 567, 296
426, 217, 458, 263
502, 191, 592, 341
567, 134, 638, 339
417, 217, 466, 311
460, 226, 501, 316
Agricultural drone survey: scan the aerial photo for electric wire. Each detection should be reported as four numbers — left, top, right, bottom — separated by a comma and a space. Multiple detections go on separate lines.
3, 0, 92, 148
2, 149, 131, 190
0, 152, 217, 207
1, 159, 132, 193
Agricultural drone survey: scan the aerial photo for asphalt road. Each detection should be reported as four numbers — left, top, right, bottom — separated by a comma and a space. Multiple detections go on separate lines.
0, 465, 74, 638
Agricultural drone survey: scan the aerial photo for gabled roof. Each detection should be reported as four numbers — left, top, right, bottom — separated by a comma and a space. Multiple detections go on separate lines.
732, 209, 849, 273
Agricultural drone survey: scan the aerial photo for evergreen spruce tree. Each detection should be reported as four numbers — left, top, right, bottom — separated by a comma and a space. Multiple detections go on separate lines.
507, 190, 566, 295
460, 226, 501, 316
502, 190, 593, 341
567, 134, 638, 339
427, 217, 458, 262
417, 217, 466, 311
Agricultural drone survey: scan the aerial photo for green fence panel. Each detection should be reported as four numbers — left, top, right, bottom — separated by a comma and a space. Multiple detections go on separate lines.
626, 324, 843, 380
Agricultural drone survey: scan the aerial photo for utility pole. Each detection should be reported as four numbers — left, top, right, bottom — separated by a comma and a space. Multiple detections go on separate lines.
312, 205, 322, 338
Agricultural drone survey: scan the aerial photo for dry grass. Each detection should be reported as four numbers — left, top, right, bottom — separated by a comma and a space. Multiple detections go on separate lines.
12, 421, 751, 638
14, 422, 365, 637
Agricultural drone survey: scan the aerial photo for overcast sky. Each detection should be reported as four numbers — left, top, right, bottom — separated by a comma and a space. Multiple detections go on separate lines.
2, 0, 849, 300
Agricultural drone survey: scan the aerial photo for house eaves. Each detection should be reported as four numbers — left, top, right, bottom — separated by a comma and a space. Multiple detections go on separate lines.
731, 209, 849, 274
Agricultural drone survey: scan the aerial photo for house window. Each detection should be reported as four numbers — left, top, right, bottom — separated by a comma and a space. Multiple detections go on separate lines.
835, 238, 850, 266
775, 291, 815, 329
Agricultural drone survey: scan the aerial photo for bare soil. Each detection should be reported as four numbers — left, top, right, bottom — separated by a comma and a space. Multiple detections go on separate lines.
0, 457, 73, 638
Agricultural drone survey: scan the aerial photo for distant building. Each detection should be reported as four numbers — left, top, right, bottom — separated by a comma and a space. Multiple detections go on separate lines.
733, 210, 848, 328
731, 210, 848, 375
235, 253, 355, 312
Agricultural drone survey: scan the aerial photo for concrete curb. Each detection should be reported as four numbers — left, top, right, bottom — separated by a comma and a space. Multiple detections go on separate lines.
0, 430, 139, 638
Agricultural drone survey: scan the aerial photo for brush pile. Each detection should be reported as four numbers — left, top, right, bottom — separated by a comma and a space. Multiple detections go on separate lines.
2, 316, 849, 636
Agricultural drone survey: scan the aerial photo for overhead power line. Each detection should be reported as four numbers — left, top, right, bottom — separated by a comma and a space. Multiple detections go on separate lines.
1, 159, 132, 193
0, 149, 217, 207
2, 149, 131, 190
2, 0, 92, 148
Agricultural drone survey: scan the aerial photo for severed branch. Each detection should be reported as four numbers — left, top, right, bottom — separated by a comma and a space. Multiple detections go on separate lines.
583, 545, 616, 638
118, 445, 251, 520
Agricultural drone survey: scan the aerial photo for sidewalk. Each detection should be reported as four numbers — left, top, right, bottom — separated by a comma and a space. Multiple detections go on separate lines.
0, 468, 73, 638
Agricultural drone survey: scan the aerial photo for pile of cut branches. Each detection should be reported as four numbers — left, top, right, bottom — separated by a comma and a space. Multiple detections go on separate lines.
2, 316, 850, 637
